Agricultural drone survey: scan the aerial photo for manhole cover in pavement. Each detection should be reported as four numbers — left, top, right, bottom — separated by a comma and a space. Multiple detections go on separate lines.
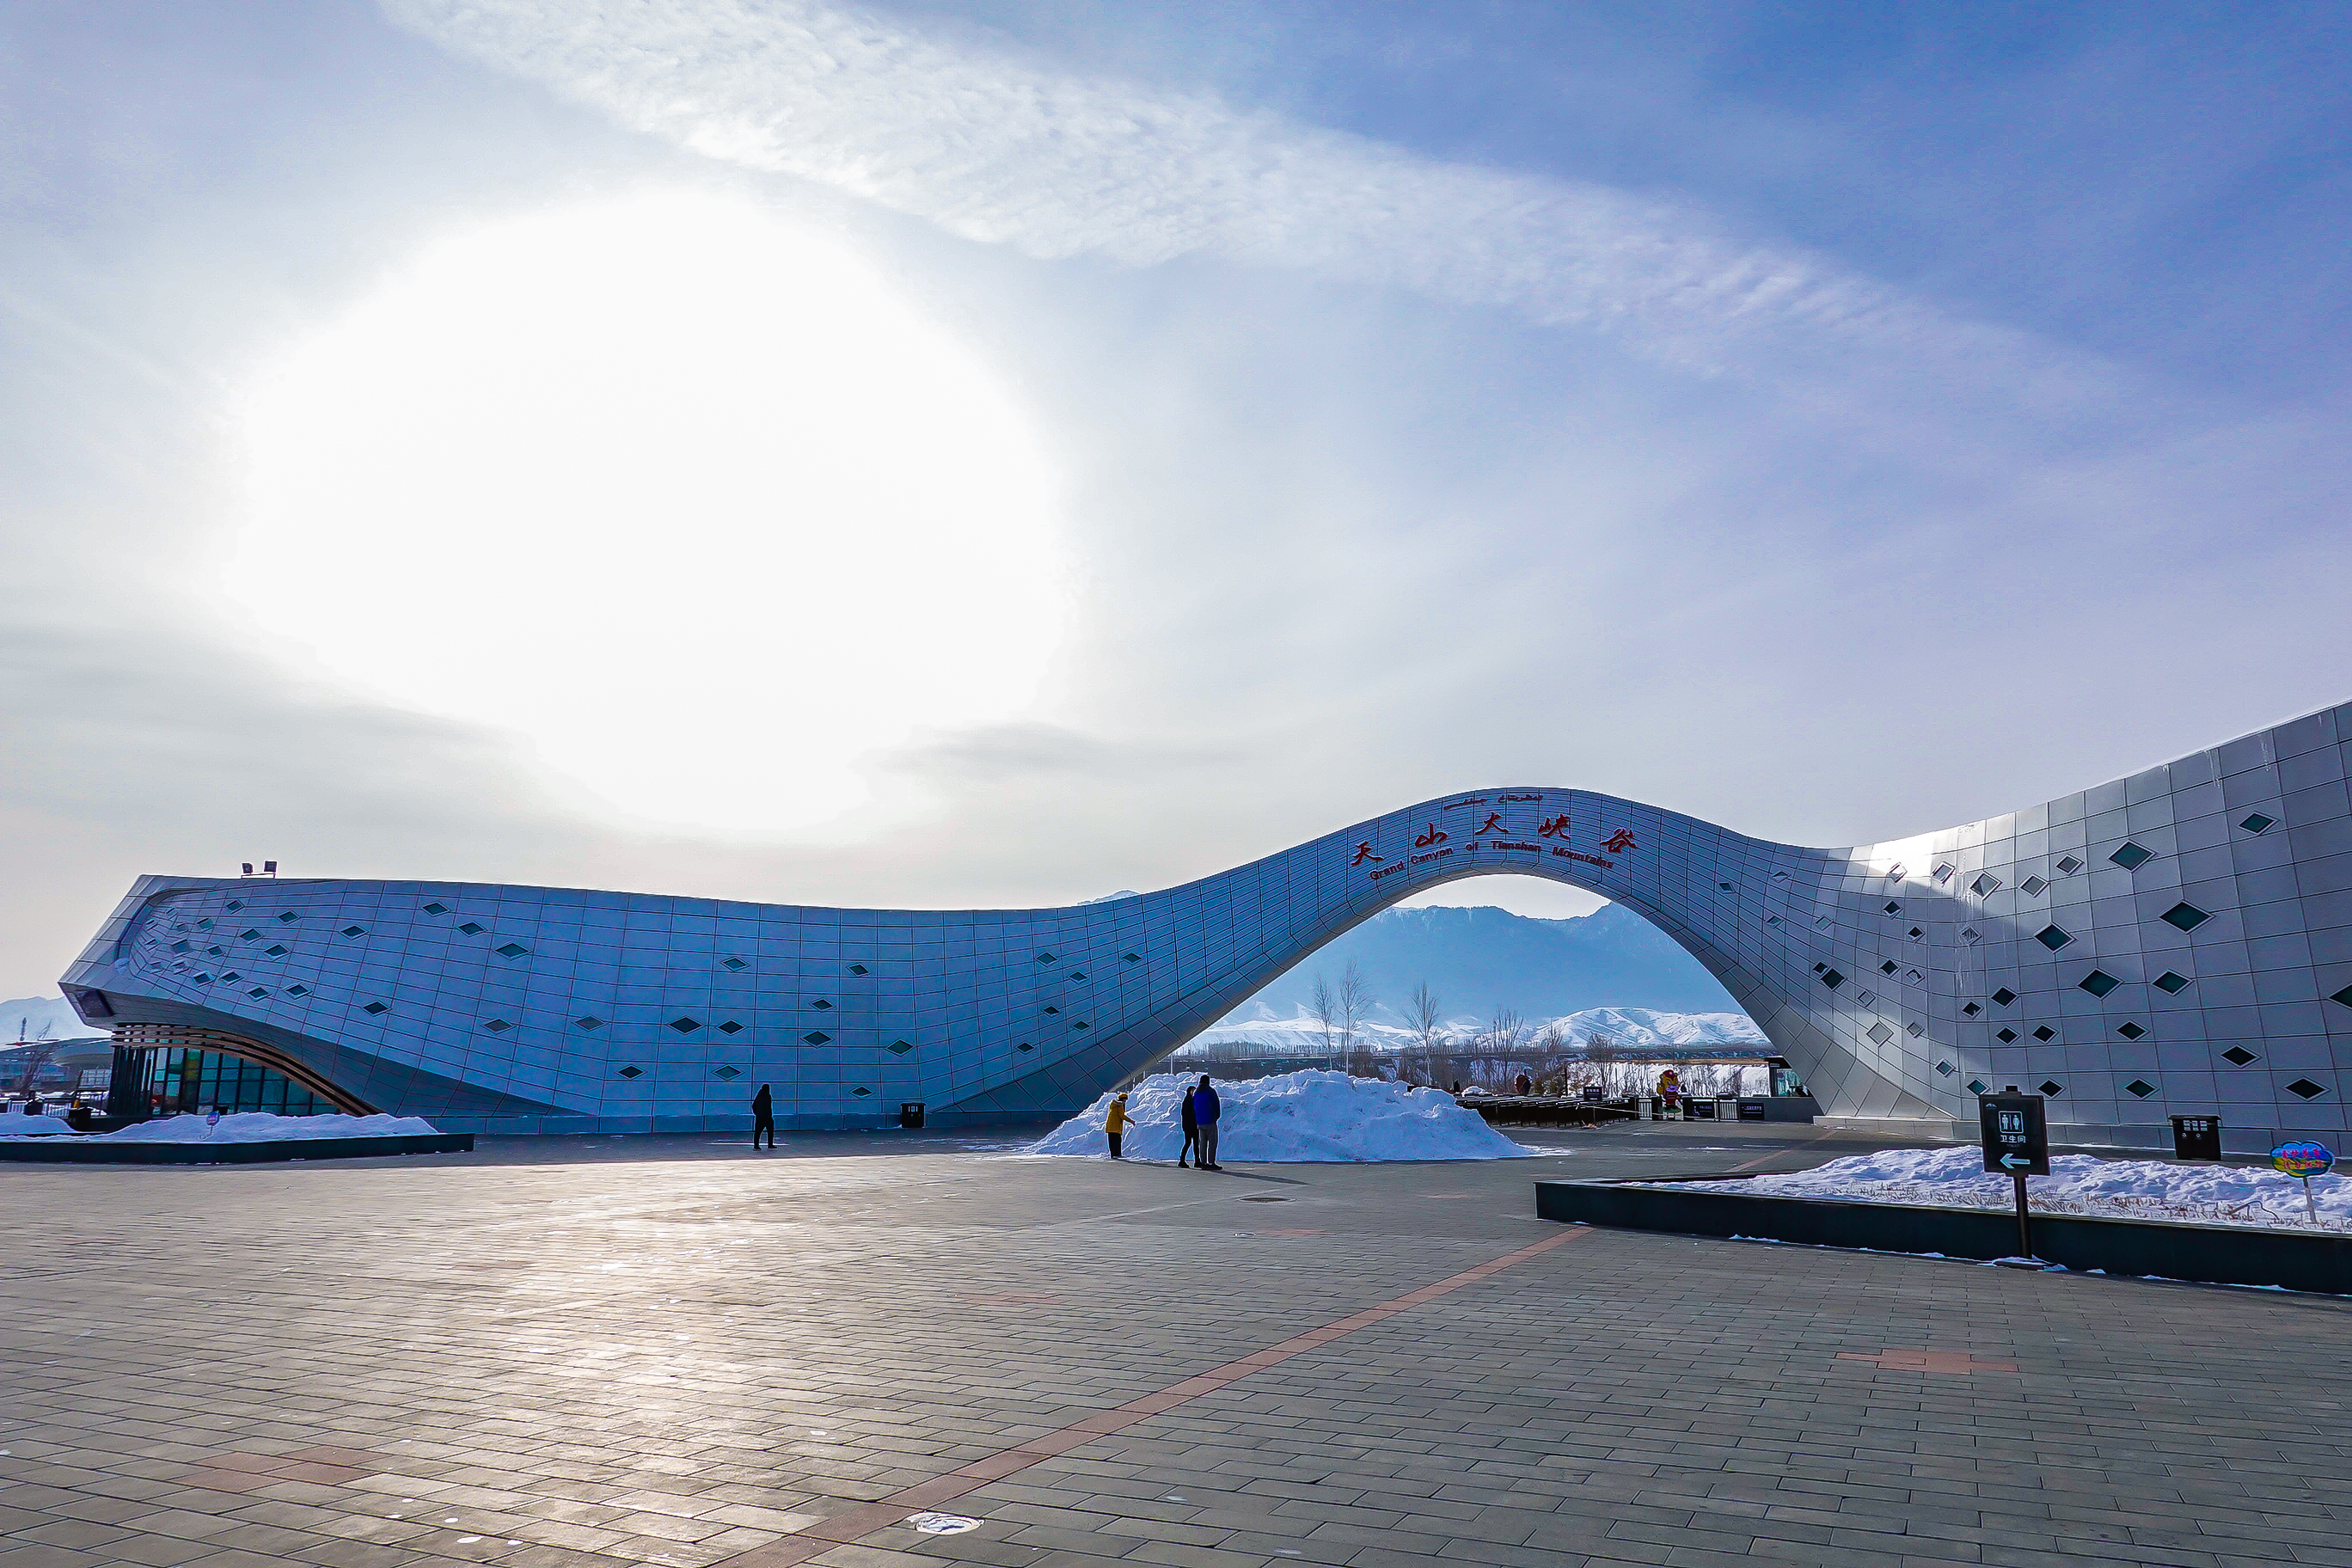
907, 1514, 979, 1534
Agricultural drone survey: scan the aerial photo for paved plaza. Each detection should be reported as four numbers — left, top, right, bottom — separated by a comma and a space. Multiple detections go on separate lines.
5, 1121, 2349, 1568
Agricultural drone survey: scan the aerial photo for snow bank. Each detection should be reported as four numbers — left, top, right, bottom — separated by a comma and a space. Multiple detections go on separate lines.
0, 1112, 443, 1142
0, 1110, 75, 1136
1029, 1070, 1535, 1162
1659, 1145, 2352, 1232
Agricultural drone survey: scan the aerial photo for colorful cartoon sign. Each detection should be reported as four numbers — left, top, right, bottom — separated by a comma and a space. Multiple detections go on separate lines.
2272, 1140, 2335, 1178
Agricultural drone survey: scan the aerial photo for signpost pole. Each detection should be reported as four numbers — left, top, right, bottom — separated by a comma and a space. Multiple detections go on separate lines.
2303, 1174, 2318, 1225
2012, 1171, 2031, 1258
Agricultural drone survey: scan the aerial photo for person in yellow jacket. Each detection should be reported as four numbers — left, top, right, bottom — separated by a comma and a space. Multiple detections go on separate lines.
1104, 1092, 1132, 1160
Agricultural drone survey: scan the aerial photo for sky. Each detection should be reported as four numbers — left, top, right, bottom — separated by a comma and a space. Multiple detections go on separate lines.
5, 2, 2352, 997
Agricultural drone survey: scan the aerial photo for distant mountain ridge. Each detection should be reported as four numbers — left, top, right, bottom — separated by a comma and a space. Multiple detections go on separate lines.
1, 995, 105, 1044
1220, 903, 1747, 1025
1193, 1005, 1766, 1055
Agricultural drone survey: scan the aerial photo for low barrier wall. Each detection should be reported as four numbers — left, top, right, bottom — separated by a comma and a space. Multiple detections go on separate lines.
1534, 1179, 2352, 1295
0, 1133, 475, 1164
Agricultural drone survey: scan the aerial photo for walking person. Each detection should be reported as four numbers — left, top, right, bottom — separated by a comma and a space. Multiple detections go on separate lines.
750, 1083, 777, 1149
1193, 1075, 1222, 1170
1105, 1092, 1131, 1159
1179, 1078, 1199, 1168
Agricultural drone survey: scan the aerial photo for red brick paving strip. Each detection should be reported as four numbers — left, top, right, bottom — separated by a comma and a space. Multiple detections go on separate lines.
716, 1228, 1594, 1568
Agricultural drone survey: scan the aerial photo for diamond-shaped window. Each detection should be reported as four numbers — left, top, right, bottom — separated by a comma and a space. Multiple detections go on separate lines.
721, 956, 748, 971
364, 1001, 389, 1014
1857, 989, 1877, 1007
1970, 873, 2001, 897
1073, 1021, 1091, 1031
194, 917, 212, 929
1967, 1079, 1989, 1094
265, 943, 288, 956
1908, 927, 1924, 940
2327, 984, 2352, 1010
218, 971, 242, 983
170, 940, 191, 953
192, 973, 213, 984
457, 922, 485, 935
1961, 927, 1982, 945
340, 925, 366, 938
718, 1020, 744, 1034
2239, 812, 2275, 835
2159, 903, 2210, 932
1820, 969, 1844, 989
2125, 1080, 2157, 1099
2079, 971, 2120, 997
1016, 1043, 1033, 1051
1907, 1021, 1924, 1037
847, 963, 870, 975
2110, 842, 2153, 870
1883, 900, 1902, 915
248, 987, 268, 999
496, 942, 529, 959
2021, 876, 2048, 897
670, 1016, 701, 1032
1880, 960, 1899, 975
285, 985, 308, 997
852, 1087, 872, 1097
1936, 1060, 1956, 1076
617, 1064, 644, 1079
2116, 1021, 2147, 1039
1888, 865, 1907, 882
2033, 924, 2073, 951
1815, 913, 1832, 927
482, 1018, 511, 1032
2287, 1078, 2327, 1100
1866, 1022, 1895, 1045
2033, 1026, 2056, 1041
1069, 971, 1087, 981
422, 902, 448, 915
2220, 1046, 2258, 1066
1036, 952, 1056, 963
2153, 971, 2191, 994
713, 1065, 742, 1081
2038, 1080, 2064, 1097
1123, 952, 1142, 963
239, 928, 262, 941
887, 1039, 914, 1055
1933, 863, 1955, 883
803, 1031, 830, 1044
575, 1015, 603, 1031
1993, 987, 2018, 1007
811, 999, 832, 1010
1963, 1001, 1981, 1017
225, 900, 243, 911
1767, 916, 1782, 927
2055, 855, 2084, 876
1905, 968, 1924, 983
1041, 1005, 1061, 1014
276, 910, 297, 923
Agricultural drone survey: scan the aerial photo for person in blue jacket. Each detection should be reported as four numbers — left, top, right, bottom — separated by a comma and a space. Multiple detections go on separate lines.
1191, 1075, 1222, 1170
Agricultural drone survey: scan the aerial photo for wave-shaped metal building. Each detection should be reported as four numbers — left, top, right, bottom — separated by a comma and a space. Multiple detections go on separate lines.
63, 701, 2352, 1149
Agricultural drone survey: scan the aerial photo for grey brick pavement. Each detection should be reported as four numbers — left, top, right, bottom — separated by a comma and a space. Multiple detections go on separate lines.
3, 1124, 2348, 1568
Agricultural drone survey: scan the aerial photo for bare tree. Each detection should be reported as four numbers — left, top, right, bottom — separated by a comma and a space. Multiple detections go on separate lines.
1309, 973, 1339, 1065
1337, 960, 1374, 1075
1405, 982, 1443, 1087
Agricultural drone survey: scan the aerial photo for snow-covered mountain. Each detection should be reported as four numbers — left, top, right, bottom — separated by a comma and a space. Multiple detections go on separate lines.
1190, 1005, 1766, 1057
0, 995, 106, 1044
1219, 902, 1747, 1024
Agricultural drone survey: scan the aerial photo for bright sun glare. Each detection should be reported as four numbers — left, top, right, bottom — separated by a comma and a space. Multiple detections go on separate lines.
230, 192, 1066, 831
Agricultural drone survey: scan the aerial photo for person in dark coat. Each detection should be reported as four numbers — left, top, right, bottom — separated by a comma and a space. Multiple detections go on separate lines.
751, 1083, 776, 1149
1193, 1075, 1222, 1170
1179, 1079, 1199, 1167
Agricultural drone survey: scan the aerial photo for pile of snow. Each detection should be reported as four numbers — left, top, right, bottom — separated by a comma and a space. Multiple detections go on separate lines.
1030, 1069, 1536, 1162
0, 1112, 442, 1142
0, 1107, 75, 1136
1660, 1145, 2352, 1233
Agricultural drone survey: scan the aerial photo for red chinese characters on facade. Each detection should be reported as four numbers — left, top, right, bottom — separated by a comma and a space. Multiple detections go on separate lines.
1350, 842, 1382, 867
1602, 829, 1638, 854
1536, 815, 1571, 839
1413, 823, 1449, 848
1474, 812, 1505, 836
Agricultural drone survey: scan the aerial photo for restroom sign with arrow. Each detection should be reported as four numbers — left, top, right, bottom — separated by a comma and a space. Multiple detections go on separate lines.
1980, 1088, 2050, 1259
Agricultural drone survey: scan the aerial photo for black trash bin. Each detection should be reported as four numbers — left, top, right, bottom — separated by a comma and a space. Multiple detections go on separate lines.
900, 1101, 926, 1130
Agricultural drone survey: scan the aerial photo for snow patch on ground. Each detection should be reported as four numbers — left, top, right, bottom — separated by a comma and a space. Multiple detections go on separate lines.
1194, 1006, 1765, 1054
0, 1112, 443, 1142
1030, 1069, 1536, 1162
1659, 1145, 2352, 1232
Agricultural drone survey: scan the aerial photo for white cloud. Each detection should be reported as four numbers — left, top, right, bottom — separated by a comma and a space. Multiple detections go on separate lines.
380, 0, 2085, 394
